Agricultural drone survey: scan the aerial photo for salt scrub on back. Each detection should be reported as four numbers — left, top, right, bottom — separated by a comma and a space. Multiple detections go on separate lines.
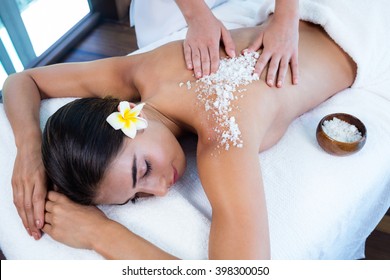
182, 51, 260, 150
322, 117, 362, 142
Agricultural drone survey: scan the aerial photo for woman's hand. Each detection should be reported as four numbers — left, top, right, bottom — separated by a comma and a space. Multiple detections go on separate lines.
12, 141, 47, 240
43, 191, 108, 249
243, 13, 299, 88
42, 191, 178, 259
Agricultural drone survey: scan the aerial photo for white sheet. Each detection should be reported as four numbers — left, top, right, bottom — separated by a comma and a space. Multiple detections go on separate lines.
130, 0, 229, 48
1, 0, 389, 259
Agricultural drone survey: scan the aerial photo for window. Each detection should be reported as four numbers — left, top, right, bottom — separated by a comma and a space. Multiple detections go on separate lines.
0, 0, 91, 92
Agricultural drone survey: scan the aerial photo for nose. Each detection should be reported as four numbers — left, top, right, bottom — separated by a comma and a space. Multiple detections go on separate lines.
143, 176, 169, 197
152, 182, 169, 196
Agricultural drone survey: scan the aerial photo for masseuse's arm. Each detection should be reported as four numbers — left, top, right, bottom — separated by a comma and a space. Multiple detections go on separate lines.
244, 0, 299, 87
196, 133, 270, 258
175, 0, 236, 78
2, 57, 140, 241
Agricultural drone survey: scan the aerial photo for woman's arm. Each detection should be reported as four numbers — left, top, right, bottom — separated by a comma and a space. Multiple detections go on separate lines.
196, 138, 270, 259
4, 56, 140, 101
3, 73, 46, 240
2, 56, 140, 240
43, 191, 178, 260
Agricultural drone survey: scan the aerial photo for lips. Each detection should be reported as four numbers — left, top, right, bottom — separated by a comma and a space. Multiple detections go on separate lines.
172, 166, 179, 185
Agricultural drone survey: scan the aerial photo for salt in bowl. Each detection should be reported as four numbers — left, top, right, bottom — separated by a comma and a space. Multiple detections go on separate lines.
316, 113, 367, 156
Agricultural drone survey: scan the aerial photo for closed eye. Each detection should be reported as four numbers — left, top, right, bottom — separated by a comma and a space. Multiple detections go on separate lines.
131, 194, 139, 204
129, 161, 151, 205
143, 160, 152, 178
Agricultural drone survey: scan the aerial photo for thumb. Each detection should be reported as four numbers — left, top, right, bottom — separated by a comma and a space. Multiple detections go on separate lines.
243, 32, 264, 54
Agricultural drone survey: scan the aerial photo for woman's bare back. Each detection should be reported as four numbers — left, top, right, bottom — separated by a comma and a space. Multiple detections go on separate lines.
134, 21, 356, 151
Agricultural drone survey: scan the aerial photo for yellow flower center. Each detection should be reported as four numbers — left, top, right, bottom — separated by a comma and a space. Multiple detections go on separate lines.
120, 108, 137, 128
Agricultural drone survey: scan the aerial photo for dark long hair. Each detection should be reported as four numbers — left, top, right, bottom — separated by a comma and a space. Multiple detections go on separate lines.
42, 97, 125, 205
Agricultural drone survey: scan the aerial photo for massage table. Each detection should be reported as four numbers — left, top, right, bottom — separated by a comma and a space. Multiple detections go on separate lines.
1, 0, 389, 259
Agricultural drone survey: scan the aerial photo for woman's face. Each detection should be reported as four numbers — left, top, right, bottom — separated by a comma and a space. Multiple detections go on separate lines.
95, 121, 186, 205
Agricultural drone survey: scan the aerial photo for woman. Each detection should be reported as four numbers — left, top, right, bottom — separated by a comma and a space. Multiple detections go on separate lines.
3, 20, 356, 259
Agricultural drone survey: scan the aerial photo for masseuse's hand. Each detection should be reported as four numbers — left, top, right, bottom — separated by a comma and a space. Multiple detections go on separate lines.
243, 14, 299, 88
184, 11, 236, 78
43, 191, 108, 249
12, 142, 47, 240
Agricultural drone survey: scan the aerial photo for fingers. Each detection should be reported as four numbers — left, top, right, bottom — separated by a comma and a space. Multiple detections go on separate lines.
12, 169, 47, 240
44, 211, 53, 225
221, 27, 236, 58
12, 181, 30, 235
12, 182, 43, 240
47, 190, 68, 203
42, 194, 61, 235
290, 53, 299, 85
184, 44, 219, 78
199, 47, 211, 77
183, 26, 235, 78
254, 51, 299, 88
276, 57, 289, 88
183, 40, 203, 78
33, 186, 47, 230
254, 51, 271, 79
191, 48, 202, 78
47, 190, 58, 201
183, 35, 224, 78
266, 55, 282, 87
45, 199, 55, 213
209, 44, 220, 74
243, 33, 264, 54
43, 197, 60, 228
24, 189, 40, 239
183, 42, 193, 70
41, 223, 52, 235
41, 215, 54, 238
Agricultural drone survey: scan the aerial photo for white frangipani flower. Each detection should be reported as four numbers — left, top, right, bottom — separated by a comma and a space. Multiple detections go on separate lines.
106, 101, 148, 139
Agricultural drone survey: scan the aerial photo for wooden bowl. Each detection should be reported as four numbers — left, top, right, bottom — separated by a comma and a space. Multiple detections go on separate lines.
316, 113, 367, 156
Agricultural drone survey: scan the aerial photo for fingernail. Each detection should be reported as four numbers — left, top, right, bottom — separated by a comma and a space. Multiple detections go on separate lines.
242, 49, 248, 54
268, 79, 273, 86
32, 232, 39, 240
253, 73, 260, 80
26, 227, 32, 236
294, 78, 299, 85
230, 50, 236, 57
35, 219, 41, 228
196, 72, 202, 78
187, 63, 192, 69
277, 80, 282, 87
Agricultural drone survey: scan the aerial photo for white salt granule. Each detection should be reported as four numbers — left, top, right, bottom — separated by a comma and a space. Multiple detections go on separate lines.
181, 51, 259, 150
322, 117, 362, 142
